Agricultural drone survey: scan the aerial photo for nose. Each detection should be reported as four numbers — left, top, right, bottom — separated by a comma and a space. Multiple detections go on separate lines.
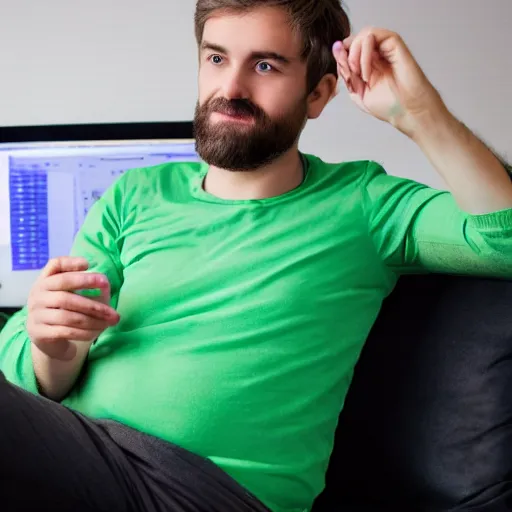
221, 67, 249, 100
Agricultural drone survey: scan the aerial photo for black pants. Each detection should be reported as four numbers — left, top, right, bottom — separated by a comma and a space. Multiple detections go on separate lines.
0, 371, 270, 512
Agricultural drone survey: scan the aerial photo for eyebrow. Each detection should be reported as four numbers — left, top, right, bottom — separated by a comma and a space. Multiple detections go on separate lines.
201, 41, 293, 65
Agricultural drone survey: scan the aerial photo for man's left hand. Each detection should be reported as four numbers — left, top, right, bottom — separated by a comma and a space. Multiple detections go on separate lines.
333, 27, 447, 138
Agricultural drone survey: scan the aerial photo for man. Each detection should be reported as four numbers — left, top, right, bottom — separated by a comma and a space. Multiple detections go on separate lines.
1, 1, 511, 511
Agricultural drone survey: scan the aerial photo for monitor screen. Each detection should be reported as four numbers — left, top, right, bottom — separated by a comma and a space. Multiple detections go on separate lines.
0, 123, 199, 308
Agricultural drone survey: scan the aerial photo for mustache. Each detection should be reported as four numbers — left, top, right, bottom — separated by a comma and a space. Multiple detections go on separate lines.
207, 98, 265, 119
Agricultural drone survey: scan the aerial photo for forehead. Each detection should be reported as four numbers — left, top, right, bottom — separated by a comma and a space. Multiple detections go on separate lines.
202, 6, 303, 58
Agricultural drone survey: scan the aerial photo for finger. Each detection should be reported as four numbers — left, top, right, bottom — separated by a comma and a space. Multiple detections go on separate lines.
347, 37, 363, 77
347, 27, 397, 49
43, 271, 109, 293
337, 64, 354, 94
34, 291, 119, 323
40, 257, 89, 279
349, 27, 408, 68
350, 73, 366, 97
332, 41, 351, 82
36, 308, 112, 332
342, 35, 355, 49
96, 279, 112, 307
361, 33, 376, 83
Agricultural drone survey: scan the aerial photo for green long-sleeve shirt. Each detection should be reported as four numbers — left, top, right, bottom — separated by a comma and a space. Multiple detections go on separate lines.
1, 155, 511, 512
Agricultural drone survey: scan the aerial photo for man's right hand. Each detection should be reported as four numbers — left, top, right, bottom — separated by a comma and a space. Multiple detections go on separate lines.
27, 257, 120, 361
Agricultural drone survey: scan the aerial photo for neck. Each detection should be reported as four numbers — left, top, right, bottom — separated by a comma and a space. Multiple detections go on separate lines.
202, 148, 304, 200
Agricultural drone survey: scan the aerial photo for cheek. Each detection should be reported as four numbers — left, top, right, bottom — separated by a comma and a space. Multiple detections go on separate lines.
198, 67, 215, 102
258, 81, 305, 118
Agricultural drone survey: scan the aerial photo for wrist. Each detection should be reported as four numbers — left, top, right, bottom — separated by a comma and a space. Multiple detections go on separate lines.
31, 337, 77, 361
31, 340, 91, 401
406, 98, 456, 146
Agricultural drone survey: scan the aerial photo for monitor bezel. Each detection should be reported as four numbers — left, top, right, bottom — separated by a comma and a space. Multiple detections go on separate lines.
0, 121, 194, 145
0, 121, 195, 313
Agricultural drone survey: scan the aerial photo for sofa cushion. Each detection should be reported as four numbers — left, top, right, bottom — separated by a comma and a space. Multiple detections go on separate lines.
313, 273, 512, 511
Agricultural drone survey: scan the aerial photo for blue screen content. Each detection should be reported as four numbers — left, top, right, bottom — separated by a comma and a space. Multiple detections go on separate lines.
5, 140, 199, 271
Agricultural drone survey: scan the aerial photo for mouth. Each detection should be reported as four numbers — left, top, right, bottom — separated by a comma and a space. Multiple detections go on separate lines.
210, 111, 255, 125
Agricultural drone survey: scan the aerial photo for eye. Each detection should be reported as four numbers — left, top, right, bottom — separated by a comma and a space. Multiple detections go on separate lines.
209, 54, 223, 65
256, 61, 273, 73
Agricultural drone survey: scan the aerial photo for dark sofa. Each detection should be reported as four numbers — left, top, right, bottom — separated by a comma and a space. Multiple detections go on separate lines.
312, 273, 512, 512
1, 273, 511, 511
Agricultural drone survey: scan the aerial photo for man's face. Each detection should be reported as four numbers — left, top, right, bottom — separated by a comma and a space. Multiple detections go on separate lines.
194, 6, 310, 171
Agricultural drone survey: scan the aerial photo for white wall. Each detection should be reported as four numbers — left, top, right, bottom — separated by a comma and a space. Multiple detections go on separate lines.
0, 0, 198, 126
1, 0, 511, 187
0, 0, 511, 307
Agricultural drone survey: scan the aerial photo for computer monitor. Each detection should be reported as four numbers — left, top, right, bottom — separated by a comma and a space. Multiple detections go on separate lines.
0, 122, 198, 308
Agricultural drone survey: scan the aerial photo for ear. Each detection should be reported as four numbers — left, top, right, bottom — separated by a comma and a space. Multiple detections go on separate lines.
306, 74, 338, 119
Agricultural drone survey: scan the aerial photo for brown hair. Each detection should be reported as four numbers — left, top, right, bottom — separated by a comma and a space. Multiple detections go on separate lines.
194, 0, 351, 93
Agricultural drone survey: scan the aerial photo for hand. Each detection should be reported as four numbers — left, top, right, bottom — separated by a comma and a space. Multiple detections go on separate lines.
332, 27, 445, 137
27, 257, 120, 361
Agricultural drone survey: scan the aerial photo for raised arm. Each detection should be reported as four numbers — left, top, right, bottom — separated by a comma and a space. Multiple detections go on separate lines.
333, 27, 512, 213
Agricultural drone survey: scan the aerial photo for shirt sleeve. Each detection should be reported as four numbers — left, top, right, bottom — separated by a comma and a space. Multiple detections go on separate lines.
361, 160, 512, 277
0, 173, 127, 392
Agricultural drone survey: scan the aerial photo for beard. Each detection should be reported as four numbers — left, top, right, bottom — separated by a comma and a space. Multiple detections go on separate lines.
193, 95, 307, 171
